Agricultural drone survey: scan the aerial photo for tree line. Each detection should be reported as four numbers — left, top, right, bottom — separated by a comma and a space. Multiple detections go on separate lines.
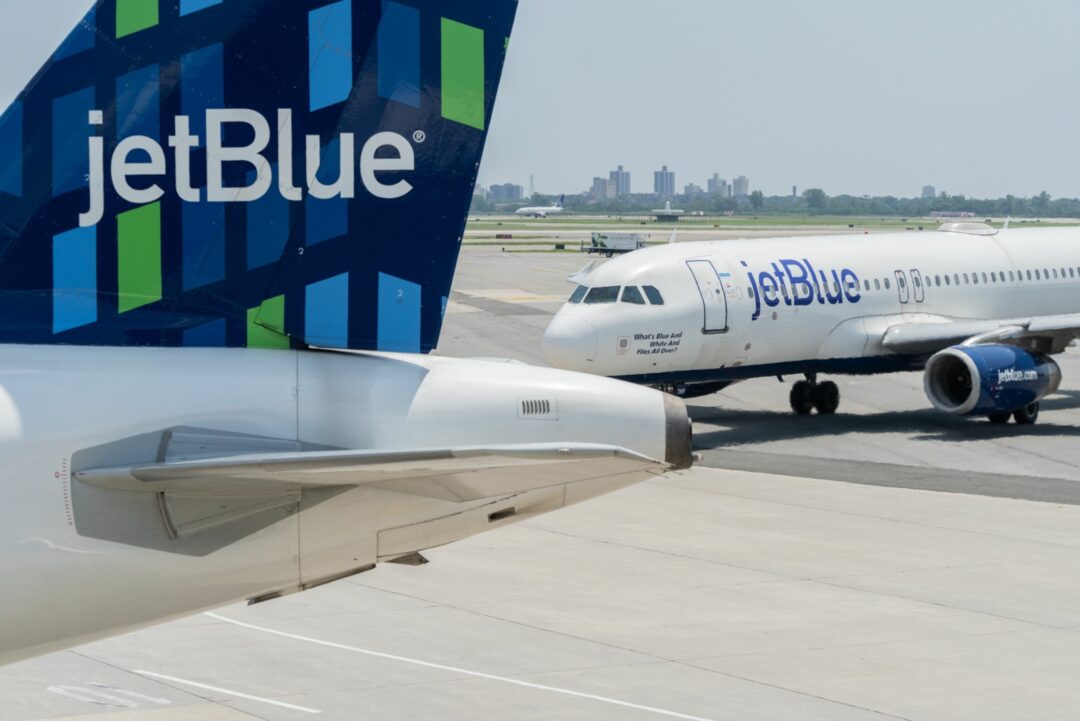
473, 189, 1080, 218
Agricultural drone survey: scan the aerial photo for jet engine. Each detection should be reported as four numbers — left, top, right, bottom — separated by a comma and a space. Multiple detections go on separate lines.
924, 344, 1061, 418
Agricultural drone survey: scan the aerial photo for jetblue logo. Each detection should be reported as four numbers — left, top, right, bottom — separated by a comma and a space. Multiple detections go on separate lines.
998, 368, 1038, 383
79, 109, 416, 228
744, 259, 861, 321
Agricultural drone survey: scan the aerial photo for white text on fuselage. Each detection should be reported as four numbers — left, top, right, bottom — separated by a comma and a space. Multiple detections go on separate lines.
79, 109, 415, 228
744, 259, 861, 321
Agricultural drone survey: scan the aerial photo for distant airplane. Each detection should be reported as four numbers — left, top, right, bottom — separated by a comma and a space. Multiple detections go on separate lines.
0, 0, 691, 667
652, 200, 685, 222
516, 195, 566, 218
545, 221, 1080, 426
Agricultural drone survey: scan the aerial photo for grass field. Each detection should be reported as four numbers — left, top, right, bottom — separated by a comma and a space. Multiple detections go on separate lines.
466, 214, 1077, 234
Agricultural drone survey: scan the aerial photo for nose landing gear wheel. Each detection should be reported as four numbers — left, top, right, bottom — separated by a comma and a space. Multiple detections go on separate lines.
1013, 402, 1040, 425
790, 381, 815, 415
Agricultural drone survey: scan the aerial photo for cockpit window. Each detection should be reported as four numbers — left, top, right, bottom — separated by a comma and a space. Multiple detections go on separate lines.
584, 286, 620, 304
643, 286, 665, 305
568, 285, 587, 304
621, 286, 646, 305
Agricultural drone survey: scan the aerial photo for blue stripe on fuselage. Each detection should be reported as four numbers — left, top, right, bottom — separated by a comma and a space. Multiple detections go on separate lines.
615, 355, 923, 386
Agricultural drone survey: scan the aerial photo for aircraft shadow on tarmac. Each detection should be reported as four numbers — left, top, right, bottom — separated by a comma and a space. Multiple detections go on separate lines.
689, 389, 1080, 450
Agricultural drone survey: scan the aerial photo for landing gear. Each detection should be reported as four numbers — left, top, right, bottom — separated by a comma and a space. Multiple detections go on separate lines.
790, 381, 815, 415
987, 402, 1040, 425
789, 375, 840, 416
1013, 402, 1040, 426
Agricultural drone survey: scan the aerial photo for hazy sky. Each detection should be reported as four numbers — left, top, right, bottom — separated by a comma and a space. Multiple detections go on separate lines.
4, 1, 1080, 199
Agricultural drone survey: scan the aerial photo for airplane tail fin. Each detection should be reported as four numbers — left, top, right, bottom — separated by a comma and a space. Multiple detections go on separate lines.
0, 0, 518, 352
557, 194, 565, 208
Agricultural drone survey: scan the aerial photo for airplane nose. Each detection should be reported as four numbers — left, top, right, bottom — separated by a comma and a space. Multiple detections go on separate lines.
543, 315, 598, 370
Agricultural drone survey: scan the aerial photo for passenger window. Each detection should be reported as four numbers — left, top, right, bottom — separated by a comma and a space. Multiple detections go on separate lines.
1072, 268, 1077, 279
874, 279, 881, 291
885, 278, 891, 290
953, 274, 960, 285
569, 285, 587, 304
944, 275, 950, 286
1026, 270, 1033, 280
620, 286, 646, 305
1054, 269, 1060, 279
1036, 270, 1042, 280
643, 286, 665, 305
584, 286, 620, 304
963, 273, 970, 284
981, 273, 988, 284
935, 275, 941, 286
864, 280, 870, 292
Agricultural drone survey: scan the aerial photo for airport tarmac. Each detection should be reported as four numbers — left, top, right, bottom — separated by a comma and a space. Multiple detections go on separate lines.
6, 244, 1080, 721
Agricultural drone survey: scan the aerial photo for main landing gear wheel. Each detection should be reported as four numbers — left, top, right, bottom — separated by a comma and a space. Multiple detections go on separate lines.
790, 381, 815, 415
988, 413, 1011, 425
789, 376, 841, 416
813, 381, 840, 415
1013, 402, 1040, 426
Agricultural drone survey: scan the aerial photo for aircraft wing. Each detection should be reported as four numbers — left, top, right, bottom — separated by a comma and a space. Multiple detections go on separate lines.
882, 313, 1080, 355
76, 444, 668, 504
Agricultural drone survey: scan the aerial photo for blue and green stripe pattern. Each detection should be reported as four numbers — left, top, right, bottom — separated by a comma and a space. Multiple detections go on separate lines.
0, 0, 518, 351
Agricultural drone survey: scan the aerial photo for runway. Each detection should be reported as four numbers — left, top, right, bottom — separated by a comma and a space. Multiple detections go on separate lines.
6, 246, 1080, 721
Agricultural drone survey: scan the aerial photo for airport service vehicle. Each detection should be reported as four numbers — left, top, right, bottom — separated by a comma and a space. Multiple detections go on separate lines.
544, 222, 1080, 425
516, 194, 566, 218
587, 232, 647, 257
0, 0, 691, 666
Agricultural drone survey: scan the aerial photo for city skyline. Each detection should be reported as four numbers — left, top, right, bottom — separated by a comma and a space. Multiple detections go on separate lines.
478, 0, 1080, 198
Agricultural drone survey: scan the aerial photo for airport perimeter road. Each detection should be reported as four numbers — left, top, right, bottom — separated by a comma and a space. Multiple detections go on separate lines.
7, 246, 1080, 721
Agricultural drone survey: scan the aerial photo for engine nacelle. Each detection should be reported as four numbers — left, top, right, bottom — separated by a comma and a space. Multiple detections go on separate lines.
924, 344, 1061, 416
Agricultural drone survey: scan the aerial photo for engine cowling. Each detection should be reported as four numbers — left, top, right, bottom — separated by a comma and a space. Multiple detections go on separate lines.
924, 344, 1061, 416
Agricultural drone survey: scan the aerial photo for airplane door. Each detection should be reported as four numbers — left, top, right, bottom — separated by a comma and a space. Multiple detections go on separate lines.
894, 270, 911, 304
910, 269, 925, 303
686, 260, 729, 334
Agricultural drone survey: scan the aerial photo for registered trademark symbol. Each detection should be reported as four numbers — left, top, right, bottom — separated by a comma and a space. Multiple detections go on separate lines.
413, 130, 427, 144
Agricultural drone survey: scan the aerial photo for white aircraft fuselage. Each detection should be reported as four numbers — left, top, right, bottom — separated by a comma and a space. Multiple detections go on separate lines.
0, 345, 687, 666
544, 225, 1080, 418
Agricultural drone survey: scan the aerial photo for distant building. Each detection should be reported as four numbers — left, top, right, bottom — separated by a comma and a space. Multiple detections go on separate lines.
609, 165, 632, 196
654, 165, 676, 198
733, 176, 750, 198
684, 183, 705, 198
591, 177, 617, 200
793, 186, 798, 198
707, 174, 728, 195
489, 183, 524, 202
922, 185, 937, 199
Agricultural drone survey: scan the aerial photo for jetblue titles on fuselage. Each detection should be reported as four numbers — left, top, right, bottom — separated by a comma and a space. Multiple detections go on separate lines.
743, 259, 861, 321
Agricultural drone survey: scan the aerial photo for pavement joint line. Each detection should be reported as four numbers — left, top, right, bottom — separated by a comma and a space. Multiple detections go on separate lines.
132, 670, 321, 715
204, 612, 723, 721
649, 473, 1080, 551
527, 518, 1065, 632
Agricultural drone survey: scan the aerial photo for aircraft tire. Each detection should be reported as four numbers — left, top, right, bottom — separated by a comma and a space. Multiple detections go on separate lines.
1013, 402, 1040, 426
790, 381, 815, 415
988, 412, 1011, 425
813, 381, 840, 415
